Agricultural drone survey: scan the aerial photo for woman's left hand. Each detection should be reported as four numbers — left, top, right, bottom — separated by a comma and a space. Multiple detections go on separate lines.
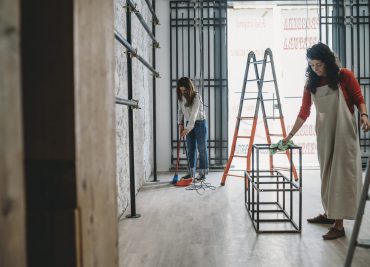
361, 115, 370, 132
181, 129, 189, 137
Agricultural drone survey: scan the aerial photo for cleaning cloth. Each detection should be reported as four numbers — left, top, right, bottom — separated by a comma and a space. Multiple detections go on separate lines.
269, 140, 294, 155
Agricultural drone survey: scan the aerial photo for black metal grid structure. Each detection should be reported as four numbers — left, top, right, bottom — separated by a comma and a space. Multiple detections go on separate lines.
114, 0, 159, 217
245, 144, 302, 233
319, 0, 370, 166
170, 0, 228, 170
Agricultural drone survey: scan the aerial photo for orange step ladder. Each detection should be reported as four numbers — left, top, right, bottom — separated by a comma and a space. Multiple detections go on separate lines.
221, 48, 298, 186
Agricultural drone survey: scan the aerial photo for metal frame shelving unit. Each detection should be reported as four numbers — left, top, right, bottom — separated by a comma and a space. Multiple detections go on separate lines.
245, 144, 302, 233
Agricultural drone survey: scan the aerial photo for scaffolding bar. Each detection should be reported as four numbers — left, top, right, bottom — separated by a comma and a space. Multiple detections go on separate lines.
144, 0, 159, 24
114, 30, 159, 77
115, 97, 139, 108
127, 0, 159, 47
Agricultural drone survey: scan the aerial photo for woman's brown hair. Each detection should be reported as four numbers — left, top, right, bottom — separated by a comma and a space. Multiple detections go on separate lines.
305, 42, 340, 94
176, 77, 197, 107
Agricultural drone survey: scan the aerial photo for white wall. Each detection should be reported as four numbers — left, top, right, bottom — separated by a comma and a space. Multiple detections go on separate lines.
156, 0, 172, 171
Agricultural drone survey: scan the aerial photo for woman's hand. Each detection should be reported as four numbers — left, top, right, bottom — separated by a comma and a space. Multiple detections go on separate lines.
282, 136, 291, 145
282, 133, 294, 145
361, 114, 370, 132
181, 129, 189, 137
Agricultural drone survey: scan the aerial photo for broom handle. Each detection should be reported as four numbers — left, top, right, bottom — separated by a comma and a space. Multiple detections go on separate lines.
183, 136, 192, 177
175, 127, 181, 174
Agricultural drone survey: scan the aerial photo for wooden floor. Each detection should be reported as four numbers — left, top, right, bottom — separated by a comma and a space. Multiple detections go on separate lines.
118, 170, 370, 267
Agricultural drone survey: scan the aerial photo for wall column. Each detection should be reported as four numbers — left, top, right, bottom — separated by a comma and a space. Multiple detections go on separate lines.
0, 0, 26, 266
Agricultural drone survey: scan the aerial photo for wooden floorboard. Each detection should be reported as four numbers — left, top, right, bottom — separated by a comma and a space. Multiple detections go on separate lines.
118, 170, 370, 267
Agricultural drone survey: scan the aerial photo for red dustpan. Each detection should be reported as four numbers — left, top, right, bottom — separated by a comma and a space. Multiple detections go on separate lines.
175, 178, 193, 187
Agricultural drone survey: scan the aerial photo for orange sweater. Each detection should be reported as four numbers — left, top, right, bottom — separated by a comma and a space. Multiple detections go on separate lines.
298, 68, 365, 120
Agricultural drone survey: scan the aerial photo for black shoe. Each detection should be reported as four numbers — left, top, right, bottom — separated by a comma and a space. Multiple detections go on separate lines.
195, 174, 206, 182
322, 227, 345, 240
307, 214, 335, 224
181, 174, 192, 180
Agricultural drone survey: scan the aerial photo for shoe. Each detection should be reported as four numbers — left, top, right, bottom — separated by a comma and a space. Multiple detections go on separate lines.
195, 174, 206, 182
322, 227, 345, 240
181, 174, 192, 180
307, 214, 335, 224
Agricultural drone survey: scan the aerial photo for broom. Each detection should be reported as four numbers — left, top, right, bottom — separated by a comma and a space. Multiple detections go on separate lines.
174, 135, 193, 187
171, 129, 181, 184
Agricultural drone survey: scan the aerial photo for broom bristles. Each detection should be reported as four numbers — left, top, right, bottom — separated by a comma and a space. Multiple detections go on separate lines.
171, 174, 179, 184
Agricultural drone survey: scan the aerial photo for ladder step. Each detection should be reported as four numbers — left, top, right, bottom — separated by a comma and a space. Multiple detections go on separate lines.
247, 79, 260, 82
265, 116, 281, 119
244, 98, 278, 102
237, 135, 251, 139
356, 240, 370, 249
263, 80, 275, 83
235, 91, 268, 94
233, 155, 248, 158
268, 133, 284, 136
227, 174, 244, 178
238, 116, 254, 120
251, 60, 271, 64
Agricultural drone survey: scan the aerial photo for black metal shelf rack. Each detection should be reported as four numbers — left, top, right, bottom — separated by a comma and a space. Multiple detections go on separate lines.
245, 144, 303, 233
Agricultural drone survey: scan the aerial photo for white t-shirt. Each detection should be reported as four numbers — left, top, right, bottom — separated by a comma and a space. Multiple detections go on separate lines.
177, 93, 206, 131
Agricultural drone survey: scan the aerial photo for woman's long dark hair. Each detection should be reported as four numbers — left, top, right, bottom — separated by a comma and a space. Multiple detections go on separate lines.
305, 42, 340, 94
177, 77, 197, 107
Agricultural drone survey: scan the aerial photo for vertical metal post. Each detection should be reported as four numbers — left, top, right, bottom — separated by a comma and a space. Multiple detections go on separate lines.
363, 8, 368, 153
319, 0, 322, 41
251, 145, 255, 222
207, 2, 211, 147
126, 5, 140, 218
244, 171, 247, 204
325, 0, 328, 42
299, 147, 302, 231
225, 2, 229, 161
213, 8, 217, 165
256, 146, 260, 232
219, 1, 223, 167
350, 0, 354, 70
152, 0, 158, 182
170, 3, 173, 167
344, 159, 370, 267
194, 2, 197, 80
188, 1, 190, 77
290, 148, 293, 220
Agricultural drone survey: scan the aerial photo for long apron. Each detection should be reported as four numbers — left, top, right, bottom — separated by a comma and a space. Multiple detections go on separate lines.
312, 84, 362, 219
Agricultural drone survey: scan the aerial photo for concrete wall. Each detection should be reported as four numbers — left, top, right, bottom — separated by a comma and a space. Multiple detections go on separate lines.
114, 0, 154, 215
0, 0, 27, 266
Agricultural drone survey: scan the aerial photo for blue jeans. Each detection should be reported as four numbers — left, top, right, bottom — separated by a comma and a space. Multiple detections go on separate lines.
185, 120, 208, 176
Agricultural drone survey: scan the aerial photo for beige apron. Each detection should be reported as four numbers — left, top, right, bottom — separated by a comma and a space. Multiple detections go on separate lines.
312, 84, 362, 219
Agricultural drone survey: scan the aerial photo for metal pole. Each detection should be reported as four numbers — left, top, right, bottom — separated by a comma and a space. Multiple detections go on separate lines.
151, 0, 158, 182
126, 4, 140, 219
344, 160, 370, 267
115, 97, 139, 108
